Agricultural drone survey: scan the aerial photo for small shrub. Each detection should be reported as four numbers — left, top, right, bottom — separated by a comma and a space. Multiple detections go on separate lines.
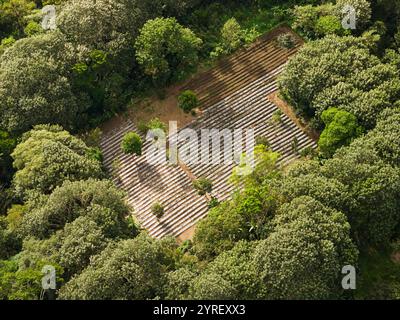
151, 202, 165, 219
208, 196, 220, 209
137, 121, 148, 134
277, 33, 296, 49
255, 136, 270, 148
178, 90, 199, 113
121, 132, 142, 155
193, 177, 213, 196
291, 136, 299, 153
81, 128, 102, 147
137, 118, 167, 134
270, 110, 283, 125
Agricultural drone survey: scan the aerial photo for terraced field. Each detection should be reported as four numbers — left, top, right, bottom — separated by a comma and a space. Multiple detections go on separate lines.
100, 26, 317, 239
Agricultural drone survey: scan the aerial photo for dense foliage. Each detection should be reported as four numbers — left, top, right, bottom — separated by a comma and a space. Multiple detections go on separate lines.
1, 0, 400, 301
279, 35, 400, 129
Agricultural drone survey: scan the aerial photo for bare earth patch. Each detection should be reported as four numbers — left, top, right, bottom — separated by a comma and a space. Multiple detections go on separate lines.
391, 251, 400, 264
128, 85, 197, 129
101, 84, 198, 136
177, 225, 196, 242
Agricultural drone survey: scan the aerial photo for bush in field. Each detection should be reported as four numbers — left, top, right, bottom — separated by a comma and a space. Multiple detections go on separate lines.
178, 90, 199, 113
193, 178, 213, 196
121, 132, 142, 156
151, 202, 165, 219
137, 118, 167, 134
277, 33, 296, 49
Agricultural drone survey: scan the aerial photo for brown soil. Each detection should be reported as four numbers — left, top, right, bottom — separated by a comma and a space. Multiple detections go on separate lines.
177, 225, 196, 243
391, 251, 400, 264
128, 85, 197, 128
101, 84, 198, 136
267, 91, 319, 141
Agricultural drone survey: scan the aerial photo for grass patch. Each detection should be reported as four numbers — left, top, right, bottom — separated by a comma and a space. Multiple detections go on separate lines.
356, 246, 400, 299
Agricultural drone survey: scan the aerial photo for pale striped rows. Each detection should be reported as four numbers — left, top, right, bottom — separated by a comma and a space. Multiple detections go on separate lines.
177, 67, 317, 202
100, 28, 316, 239
100, 121, 210, 239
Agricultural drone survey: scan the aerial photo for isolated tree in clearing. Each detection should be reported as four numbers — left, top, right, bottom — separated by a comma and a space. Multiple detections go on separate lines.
178, 90, 199, 113
121, 132, 143, 156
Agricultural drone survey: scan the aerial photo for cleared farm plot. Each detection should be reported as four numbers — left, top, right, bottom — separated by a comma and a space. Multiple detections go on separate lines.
100, 26, 317, 239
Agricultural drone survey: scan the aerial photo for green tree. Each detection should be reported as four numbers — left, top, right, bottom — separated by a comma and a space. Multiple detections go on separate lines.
253, 196, 358, 299
59, 233, 174, 300
276, 172, 350, 213
0, 130, 16, 181
0, 32, 89, 134
220, 17, 243, 53
24, 21, 42, 37
178, 90, 199, 113
11, 125, 103, 197
18, 179, 134, 240
0, 217, 20, 260
315, 15, 347, 36
334, 0, 372, 29
57, 0, 143, 55
318, 108, 364, 157
321, 133, 400, 245
135, 17, 202, 82
57, 216, 108, 277
189, 272, 235, 300
189, 241, 263, 300
278, 35, 400, 128
192, 177, 212, 196
292, 3, 336, 39
0, 0, 36, 37
193, 202, 248, 261
121, 132, 142, 156
0, 258, 64, 300
165, 267, 197, 300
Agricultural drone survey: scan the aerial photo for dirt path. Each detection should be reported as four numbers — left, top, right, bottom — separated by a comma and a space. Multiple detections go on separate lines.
267, 91, 319, 141
177, 225, 196, 242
